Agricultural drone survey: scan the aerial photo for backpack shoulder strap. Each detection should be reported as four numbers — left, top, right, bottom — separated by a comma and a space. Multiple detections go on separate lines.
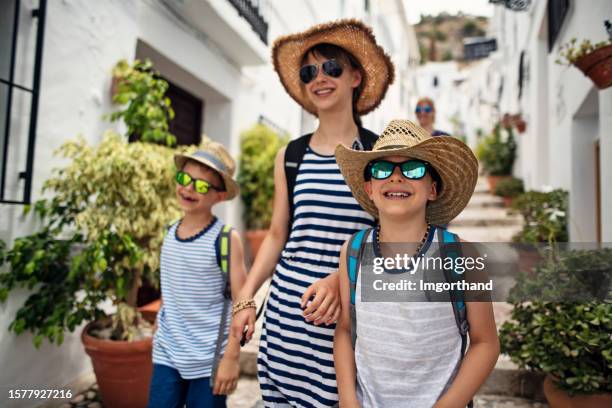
358, 127, 378, 151
211, 223, 233, 387
346, 228, 372, 350
438, 227, 470, 345
215, 224, 232, 299
285, 133, 313, 231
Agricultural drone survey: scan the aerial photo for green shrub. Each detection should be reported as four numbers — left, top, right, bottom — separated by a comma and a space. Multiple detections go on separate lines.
494, 177, 524, 198
477, 124, 516, 176
237, 123, 289, 230
0, 133, 183, 345
511, 189, 569, 243
500, 248, 612, 396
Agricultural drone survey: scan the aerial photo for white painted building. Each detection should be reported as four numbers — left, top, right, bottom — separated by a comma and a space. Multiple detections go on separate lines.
488, 0, 612, 242
0, 1, 419, 405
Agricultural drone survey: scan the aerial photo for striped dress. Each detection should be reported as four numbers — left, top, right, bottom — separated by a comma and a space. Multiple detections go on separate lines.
153, 218, 231, 379
258, 146, 375, 407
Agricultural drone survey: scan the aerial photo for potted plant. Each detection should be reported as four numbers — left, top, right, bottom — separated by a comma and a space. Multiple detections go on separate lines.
500, 248, 612, 408
510, 189, 568, 274
0, 60, 181, 408
237, 122, 289, 260
556, 23, 612, 90
511, 113, 527, 133
493, 177, 524, 207
476, 124, 517, 193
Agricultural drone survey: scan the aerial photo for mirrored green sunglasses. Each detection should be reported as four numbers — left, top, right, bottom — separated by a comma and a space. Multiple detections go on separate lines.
175, 170, 222, 194
366, 159, 429, 180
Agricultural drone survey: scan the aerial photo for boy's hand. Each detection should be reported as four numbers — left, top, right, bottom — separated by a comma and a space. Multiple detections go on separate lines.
301, 272, 341, 326
213, 354, 239, 395
231, 307, 256, 344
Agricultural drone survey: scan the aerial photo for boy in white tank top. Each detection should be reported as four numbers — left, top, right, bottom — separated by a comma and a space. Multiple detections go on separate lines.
334, 120, 500, 408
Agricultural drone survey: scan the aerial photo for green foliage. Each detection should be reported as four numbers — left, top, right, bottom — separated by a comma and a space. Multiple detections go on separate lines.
442, 50, 454, 61
109, 59, 176, 147
494, 177, 524, 198
237, 123, 289, 230
0, 133, 183, 345
476, 124, 516, 176
511, 189, 568, 243
500, 299, 612, 395
556, 37, 612, 65
508, 248, 612, 303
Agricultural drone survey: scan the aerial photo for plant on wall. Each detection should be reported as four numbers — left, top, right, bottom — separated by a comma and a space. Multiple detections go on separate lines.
511, 189, 569, 244
476, 124, 517, 176
109, 59, 177, 146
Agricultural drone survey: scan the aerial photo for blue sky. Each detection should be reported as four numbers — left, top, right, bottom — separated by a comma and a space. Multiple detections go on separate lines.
403, 0, 494, 24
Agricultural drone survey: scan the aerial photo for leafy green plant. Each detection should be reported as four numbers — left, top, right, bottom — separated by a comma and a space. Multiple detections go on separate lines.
500, 301, 612, 395
500, 248, 612, 395
476, 124, 516, 176
237, 123, 289, 230
109, 59, 176, 147
556, 37, 612, 66
494, 177, 524, 198
511, 189, 568, 243
0, 133, 182, 345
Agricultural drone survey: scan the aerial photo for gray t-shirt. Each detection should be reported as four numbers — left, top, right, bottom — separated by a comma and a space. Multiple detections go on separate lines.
355, 230, 463, 407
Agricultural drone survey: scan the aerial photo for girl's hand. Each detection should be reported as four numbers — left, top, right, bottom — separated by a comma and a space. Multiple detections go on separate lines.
212, 354, 239, 395
301, 272, 341, 326
230, 306, 256, 344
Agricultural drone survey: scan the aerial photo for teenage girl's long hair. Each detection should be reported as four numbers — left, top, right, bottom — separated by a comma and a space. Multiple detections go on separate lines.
301, 43, 365, 127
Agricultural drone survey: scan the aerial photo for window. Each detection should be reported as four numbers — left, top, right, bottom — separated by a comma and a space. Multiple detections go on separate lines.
548, 0, 570, 52
1, 0, 46, 204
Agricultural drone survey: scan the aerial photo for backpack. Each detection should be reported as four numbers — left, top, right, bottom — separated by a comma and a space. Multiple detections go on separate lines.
164, 221, 232, 385
284, 127, 378, 230
345, 226, 473, 407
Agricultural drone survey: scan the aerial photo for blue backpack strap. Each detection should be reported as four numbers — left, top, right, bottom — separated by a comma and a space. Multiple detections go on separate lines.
438, 227, 472, 408
346, 228, 372, 350
211, 224, 232, 387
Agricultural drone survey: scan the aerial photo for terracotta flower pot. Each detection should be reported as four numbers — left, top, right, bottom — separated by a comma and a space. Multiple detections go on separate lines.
245, 229, 268, 260
487, 175, 511, 194
516, 246, 544, 275
543, 376, 612, 408
515, 119, 527, 133
573, 44, 612, 90
82, 311, 156, 408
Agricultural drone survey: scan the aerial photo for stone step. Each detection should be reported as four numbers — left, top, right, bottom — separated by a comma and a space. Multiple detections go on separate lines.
448, 225, 522, 242
467, 193, 506, 208
451, 207, 522, 228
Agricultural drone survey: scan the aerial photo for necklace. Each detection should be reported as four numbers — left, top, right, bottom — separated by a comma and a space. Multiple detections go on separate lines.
375, 223, 431, 259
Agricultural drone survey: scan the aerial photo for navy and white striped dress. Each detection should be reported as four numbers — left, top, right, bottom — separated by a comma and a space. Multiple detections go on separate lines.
258, 146, 375, 407
153, 218, 231, 379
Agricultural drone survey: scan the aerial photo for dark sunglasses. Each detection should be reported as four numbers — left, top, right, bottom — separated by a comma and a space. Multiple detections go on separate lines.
415, 105, 433, 114
299, 59, 343, 84
366, 160, 429, 181
175, 170, 223, 194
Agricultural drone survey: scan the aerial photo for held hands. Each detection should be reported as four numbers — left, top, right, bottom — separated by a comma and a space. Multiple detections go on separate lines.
301, 272, 341, 326
212, 354, 239, 395
231, 304, 256, 345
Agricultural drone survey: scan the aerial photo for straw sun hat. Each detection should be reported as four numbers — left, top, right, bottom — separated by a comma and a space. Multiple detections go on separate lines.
335, 120, 478, 225
272, 19, 395, 116
174, 140, 239, 200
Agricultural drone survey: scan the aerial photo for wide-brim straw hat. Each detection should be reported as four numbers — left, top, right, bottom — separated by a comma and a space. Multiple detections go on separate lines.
272, 19, 395, 116
174, 140, 239, 200
336, 120, 478, 225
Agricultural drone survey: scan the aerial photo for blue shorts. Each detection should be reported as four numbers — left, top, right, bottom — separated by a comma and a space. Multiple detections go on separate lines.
147, 364, 227, 408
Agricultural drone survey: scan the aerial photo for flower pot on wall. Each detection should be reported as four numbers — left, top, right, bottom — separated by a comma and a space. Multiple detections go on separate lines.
245, 229, 268, 260
487, 175, 511, 194
81, 311, 156, 408
543, 376, 612, 408
573, 44, 612, 90
502, 196, 514, 207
